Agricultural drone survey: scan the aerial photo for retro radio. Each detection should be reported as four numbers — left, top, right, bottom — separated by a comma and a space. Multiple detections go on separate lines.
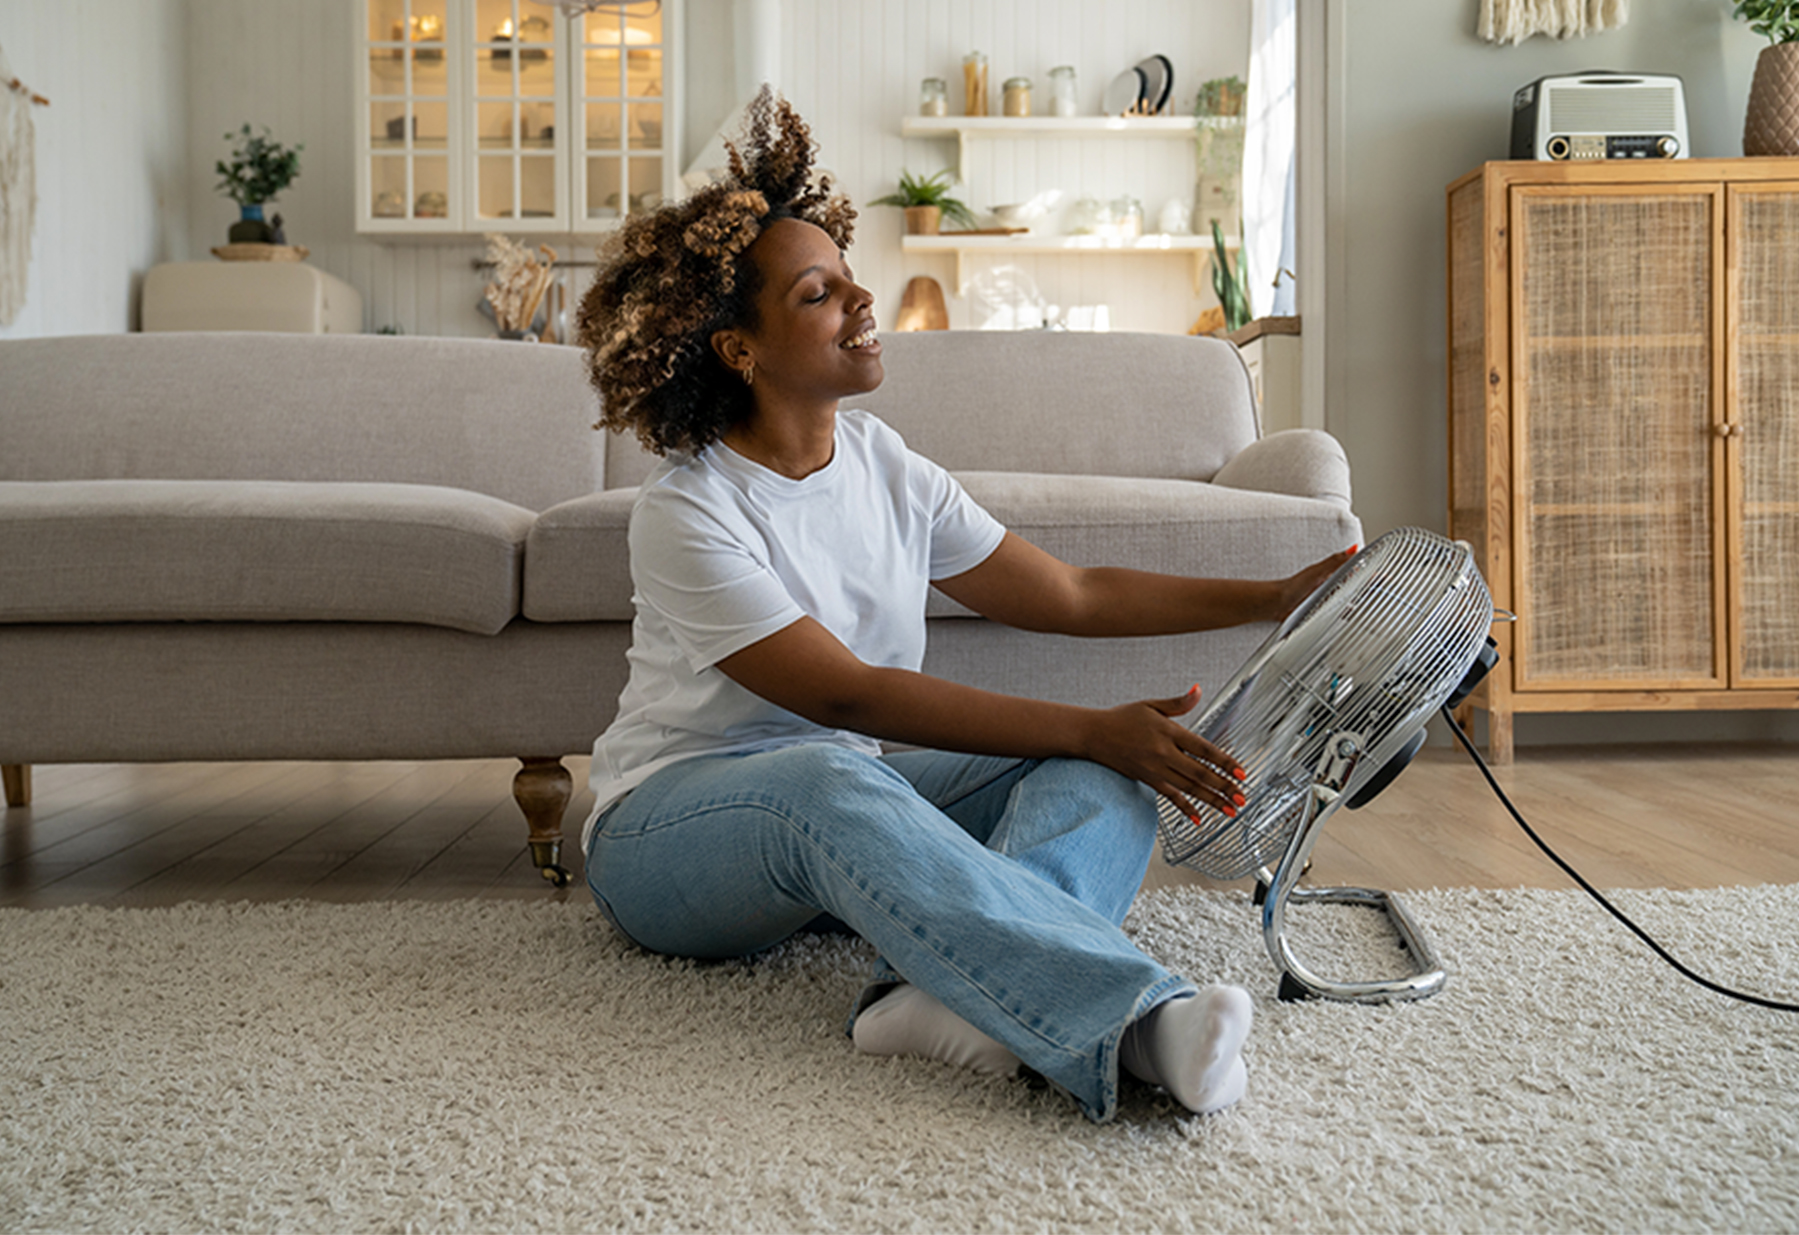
1510, 72, 1689, 161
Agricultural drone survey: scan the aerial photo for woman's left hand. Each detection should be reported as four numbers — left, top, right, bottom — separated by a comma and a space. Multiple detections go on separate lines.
1271, 545, 1357, 622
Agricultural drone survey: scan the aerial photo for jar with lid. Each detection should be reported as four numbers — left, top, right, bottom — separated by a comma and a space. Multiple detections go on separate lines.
1064, 196, 1102, 235
1110, 195, 1143, 240
1048, 66, 1078, 117
919, 77, 948, 117
1002, 77, 1032, 117
962, 52, 988, 116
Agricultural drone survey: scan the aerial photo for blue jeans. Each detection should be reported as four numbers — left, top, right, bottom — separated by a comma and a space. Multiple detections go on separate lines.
585, 743, 1196, 1122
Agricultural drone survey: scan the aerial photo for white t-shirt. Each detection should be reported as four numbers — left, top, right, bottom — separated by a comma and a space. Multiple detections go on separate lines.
581, 408, 1007, 852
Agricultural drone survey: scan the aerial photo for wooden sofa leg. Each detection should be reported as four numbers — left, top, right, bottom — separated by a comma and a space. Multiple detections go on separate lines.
3, 764, 29, 808
514, 757, 573, 888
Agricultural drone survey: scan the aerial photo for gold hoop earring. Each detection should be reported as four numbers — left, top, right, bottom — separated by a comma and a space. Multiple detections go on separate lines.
741, 362, 754, 387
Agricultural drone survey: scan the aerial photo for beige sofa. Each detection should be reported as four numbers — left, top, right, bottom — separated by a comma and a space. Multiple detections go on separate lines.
0, 330, 1359, 884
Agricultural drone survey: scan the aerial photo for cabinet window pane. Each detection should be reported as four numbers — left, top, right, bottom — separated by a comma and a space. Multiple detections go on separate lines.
631, 48, 662, 97
413, 157, 448, 217
519, 49, 555, 100
369, 0, 407, 43
479, 101, 516, 149
586, 103, 622, 150
477, 51, 515, 97
414, 100, 447, 148
629, 157, 662, 213
522, 100, 555, 148
368, 51, 405, 95
586, 157, 622, 220
479, 156, 516, 219
521, 155, 555, 218
585, 49, 622, 97
477, 0, 518, 45
629, 103, 661, 151
372, 101, 409, 149
626, 6, 662, 44
371, 156, 408, 218
410, 47, 447, 93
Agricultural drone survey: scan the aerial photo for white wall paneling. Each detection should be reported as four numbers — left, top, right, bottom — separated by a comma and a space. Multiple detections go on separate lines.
0, 0, 188, 339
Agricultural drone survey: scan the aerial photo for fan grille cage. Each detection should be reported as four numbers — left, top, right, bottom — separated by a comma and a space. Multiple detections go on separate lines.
1157, 529, 1493, 879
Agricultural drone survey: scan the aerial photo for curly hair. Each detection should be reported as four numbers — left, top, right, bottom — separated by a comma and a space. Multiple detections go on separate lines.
574, 87, 857, 456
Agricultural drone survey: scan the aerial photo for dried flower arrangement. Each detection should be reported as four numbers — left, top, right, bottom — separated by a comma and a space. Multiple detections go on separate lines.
482, 233, 557, 337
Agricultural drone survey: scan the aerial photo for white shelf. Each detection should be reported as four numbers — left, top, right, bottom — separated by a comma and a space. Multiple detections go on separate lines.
902, 232, 1237, 295
902, 114, 1236, 181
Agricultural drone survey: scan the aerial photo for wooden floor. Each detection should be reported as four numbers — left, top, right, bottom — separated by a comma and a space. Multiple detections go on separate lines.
4, 742, 1797, 909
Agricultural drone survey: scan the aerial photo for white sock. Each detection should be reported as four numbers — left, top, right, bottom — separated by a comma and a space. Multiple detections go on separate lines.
1118, 985, 1253, 1115
852, 983, 1021, 1076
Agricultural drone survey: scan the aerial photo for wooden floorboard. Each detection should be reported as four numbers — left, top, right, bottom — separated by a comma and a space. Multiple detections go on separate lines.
2, 743, 1795, 909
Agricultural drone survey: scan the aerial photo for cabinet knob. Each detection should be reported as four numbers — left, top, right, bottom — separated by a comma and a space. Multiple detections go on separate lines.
1713, 423, 1744, 438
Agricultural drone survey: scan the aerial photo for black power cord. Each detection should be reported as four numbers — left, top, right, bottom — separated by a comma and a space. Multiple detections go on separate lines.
1441, 706, 1799, 1014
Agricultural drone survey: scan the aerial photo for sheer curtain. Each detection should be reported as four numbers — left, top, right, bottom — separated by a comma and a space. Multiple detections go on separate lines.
1242, 0, 1296, 320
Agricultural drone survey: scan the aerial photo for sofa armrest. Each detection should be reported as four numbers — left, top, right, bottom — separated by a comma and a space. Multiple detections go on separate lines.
1210, 429, 1352, 510
523, 488, 639, 621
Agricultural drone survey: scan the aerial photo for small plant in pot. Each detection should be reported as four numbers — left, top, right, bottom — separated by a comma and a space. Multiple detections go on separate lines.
1735, 0, 1799, 155
870, 168, 977, 235
215, 123, 304, 243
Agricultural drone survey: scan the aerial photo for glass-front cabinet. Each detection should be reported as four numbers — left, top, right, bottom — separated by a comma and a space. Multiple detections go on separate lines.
357, 0, 679, 236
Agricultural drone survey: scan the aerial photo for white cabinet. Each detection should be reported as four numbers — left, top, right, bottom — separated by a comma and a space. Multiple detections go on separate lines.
356, 0, 681, 237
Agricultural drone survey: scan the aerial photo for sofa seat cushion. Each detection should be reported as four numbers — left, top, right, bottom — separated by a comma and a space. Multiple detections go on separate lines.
930, 472, 1361, 617
522, 488, 637, 622
0, 480, 535, 635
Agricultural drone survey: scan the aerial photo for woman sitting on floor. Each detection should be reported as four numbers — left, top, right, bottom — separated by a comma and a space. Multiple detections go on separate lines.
572, 88, 1351, 1123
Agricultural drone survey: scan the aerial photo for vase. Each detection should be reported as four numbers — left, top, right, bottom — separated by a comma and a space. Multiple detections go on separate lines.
1744, 43, 1799, 157
903, 205, 941, 235
228, 203, 274, 245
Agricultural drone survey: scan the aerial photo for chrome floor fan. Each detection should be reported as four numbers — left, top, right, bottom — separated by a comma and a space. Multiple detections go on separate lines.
1158, 527, 1498, 1003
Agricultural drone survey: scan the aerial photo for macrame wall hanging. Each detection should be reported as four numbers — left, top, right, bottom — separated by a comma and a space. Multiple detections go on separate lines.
2, 44, 48, 327
1479, 0, 1630, 46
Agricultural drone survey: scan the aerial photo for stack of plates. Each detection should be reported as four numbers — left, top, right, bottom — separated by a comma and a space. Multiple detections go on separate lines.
1102, 54, 1174, 117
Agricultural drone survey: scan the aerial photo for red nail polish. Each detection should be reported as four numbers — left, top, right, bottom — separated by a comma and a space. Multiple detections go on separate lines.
1232, 792, 1246, 807
1223, 804, 1237, 818
1232, 767, 1248, 781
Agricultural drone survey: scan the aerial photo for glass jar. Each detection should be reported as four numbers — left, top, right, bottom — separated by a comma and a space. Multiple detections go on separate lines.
1002, 77, 1032, 117
1064, 196, 1102, 235
1048, 66, 1078, 117
920, 77, 948, 117
962, 52, 988, 116
1110, 195, 1143, 240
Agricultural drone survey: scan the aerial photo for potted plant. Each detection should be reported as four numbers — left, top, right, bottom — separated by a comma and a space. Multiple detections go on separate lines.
1209, 220, 1251, 333
215, 123, 305, 244
870, 168, 977, 235
1736, 0, 1799, 155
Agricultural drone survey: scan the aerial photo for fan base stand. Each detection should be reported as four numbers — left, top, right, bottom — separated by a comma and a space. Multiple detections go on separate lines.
1256, 735, 1448, 1004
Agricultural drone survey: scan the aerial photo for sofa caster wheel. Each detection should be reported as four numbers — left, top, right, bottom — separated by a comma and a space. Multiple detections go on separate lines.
541, 863, 572, 888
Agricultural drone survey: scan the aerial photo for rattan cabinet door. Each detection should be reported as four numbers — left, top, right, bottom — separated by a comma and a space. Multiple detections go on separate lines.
1729, 184, 1799, 688
1509, 185, 1727, 691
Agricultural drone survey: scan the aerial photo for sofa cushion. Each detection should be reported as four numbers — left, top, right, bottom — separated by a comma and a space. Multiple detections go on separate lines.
602, 332, 1261, 490
0, 334, 604, 513
521, 488, 638, 621
0, 480, 535, 635
930, 472, 1361, 617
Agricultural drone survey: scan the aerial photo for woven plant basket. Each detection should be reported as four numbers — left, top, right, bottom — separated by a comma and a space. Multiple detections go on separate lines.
1744, 43, 1799, 156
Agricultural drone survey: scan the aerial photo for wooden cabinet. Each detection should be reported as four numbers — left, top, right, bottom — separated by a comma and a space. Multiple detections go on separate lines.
1447, 159, 1799, 761
356, 0, 681, 237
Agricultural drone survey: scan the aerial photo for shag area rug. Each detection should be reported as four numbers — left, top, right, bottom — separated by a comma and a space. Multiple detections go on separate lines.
2, 884, 1795, 1233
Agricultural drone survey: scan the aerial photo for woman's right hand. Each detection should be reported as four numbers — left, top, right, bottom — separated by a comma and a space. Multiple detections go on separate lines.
1081, 686, 1247, 822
